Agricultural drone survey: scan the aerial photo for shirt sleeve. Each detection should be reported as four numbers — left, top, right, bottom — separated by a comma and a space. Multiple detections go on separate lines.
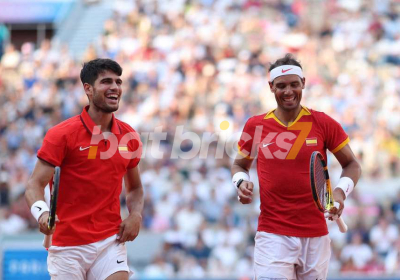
322, 113, 349, 153
127, 131, 143, 169
237, 117, 259, 159
37, 127, 68, 166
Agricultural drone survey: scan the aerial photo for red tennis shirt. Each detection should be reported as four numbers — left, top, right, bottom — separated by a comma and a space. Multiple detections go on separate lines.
238, 106, 349, 237
37, 106, 142, 246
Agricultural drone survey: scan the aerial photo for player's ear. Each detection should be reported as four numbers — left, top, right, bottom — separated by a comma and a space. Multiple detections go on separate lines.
84, 83, 93, 95
301, 77, 306, 89
268, 81, 274, 92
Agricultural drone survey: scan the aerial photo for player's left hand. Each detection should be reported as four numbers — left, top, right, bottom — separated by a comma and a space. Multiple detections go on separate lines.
327, 188, 345, 221
117, 212, 142, 244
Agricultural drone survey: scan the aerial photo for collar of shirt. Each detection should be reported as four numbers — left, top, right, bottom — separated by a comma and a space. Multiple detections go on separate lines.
79, 105, 121, 135
264, 105, 311, 128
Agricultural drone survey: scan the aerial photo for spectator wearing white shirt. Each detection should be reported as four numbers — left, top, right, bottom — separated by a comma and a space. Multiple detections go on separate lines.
175, 201, 204, 235
370, 216, 399, 258
341, 231, 373, 269
385, 238, 400, 274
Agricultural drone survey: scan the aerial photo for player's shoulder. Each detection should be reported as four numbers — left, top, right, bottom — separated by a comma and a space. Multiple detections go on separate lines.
46, 115, 82, 137
308, 108, 337, 121
115, 118, 138, 134
308, 108, 326, 119
245, 113, 267, 126
307, 107, 342, 127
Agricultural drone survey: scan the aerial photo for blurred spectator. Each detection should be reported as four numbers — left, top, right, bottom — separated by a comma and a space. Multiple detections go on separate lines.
340, 258, 364, 275
385, 239, 400, 274
187, 235, 211, 262
211, 239, 238, 269
369, 216, 399, 258
175, 202, 204, 237
0, 166, 10, 208
176, 255, 205, 278
341, 231, 373, 270
1, 43, 19, 70
391, 191, 400, 223
0, 193, 29, 234
143, 254, 175, 278
199, 189, 223, 223
363, 251, 386, 275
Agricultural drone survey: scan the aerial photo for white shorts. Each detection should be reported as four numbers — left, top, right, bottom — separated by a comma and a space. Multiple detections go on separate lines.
47, 234, 133, 280
254, 231, 331, 280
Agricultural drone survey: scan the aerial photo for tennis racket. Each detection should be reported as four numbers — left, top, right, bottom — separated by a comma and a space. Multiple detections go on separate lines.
43, 166, 60, 249
310, 151, 348, 233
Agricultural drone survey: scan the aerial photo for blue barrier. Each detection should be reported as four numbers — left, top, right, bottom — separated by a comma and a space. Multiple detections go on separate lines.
2, 249, 50, 280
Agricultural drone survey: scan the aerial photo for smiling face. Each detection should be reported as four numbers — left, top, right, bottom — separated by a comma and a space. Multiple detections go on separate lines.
84, 70, 122, 113
269, 74, 305, 112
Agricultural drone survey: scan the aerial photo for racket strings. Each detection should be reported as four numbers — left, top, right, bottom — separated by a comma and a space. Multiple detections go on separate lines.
314, 159, 328, 211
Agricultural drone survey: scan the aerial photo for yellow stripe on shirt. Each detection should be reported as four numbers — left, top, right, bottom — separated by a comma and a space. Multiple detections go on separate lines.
331, 137, 350, 154
237, 144, 254, 159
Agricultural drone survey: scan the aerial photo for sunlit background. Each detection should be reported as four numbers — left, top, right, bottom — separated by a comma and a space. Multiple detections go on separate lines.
1, 0, 400, 279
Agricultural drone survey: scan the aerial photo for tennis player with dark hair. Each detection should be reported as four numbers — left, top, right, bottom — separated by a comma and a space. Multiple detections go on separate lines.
231, 54, 362, 279
25, 58, 143, 280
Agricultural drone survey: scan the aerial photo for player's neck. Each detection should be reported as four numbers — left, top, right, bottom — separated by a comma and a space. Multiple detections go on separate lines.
87, 106, 113, 132
274, 106, 302, 126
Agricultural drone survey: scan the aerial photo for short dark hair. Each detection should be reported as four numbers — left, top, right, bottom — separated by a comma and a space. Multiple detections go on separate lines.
269, 53, 302, 72
80, 58, 123, 85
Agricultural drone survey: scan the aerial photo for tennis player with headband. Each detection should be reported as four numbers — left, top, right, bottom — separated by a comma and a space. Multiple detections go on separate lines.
231, 53, 362, 279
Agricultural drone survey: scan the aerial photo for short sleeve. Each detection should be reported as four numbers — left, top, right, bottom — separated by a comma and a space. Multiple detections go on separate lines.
322, 113, 349, 153
237, 117, 259, 159
126, 130, 143, 169
37, 127, 68, 166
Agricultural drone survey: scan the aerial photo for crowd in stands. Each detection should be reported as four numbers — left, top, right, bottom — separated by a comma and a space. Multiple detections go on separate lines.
1, 0, 400, 277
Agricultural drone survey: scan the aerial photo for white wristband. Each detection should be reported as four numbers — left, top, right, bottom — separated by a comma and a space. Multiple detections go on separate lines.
232, 172, 250, 189
334, 177, 354, 198
31, 200, 50, 222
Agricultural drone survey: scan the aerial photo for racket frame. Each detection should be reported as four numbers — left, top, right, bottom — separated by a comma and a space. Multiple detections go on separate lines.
310, 152, 334, 212
44, 166, 60, 249
310, 151, 348, 233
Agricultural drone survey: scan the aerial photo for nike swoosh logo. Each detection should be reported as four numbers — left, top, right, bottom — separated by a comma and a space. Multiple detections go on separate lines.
117, 260, 124, 264
282, 68, 292, 73
262, 142, 274, 148
79, 146, 90, 151
35, 206, 42, 211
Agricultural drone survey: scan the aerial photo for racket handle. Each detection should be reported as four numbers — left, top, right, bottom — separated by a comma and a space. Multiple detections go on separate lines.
336, 217, 348, 233
43, 234, 52, 249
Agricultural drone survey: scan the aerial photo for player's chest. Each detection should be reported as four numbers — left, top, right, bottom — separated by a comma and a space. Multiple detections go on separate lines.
65, 133, 131, 169
256, 122, 324, 161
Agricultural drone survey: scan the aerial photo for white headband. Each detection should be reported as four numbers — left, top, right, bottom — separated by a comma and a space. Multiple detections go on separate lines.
269, 65, 303, 82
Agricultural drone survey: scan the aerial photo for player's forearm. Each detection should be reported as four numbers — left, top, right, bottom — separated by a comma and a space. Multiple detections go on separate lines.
125, 186, 144, 217
25, 178, 46, 208
340, 159, 362, 186
231, 157, 253, 176
231, 163, 249, 176
25, 159, 54, 207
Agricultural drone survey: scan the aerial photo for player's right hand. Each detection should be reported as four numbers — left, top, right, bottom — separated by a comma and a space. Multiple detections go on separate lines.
38, 212, 59, 235
238, 181, 254, 204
